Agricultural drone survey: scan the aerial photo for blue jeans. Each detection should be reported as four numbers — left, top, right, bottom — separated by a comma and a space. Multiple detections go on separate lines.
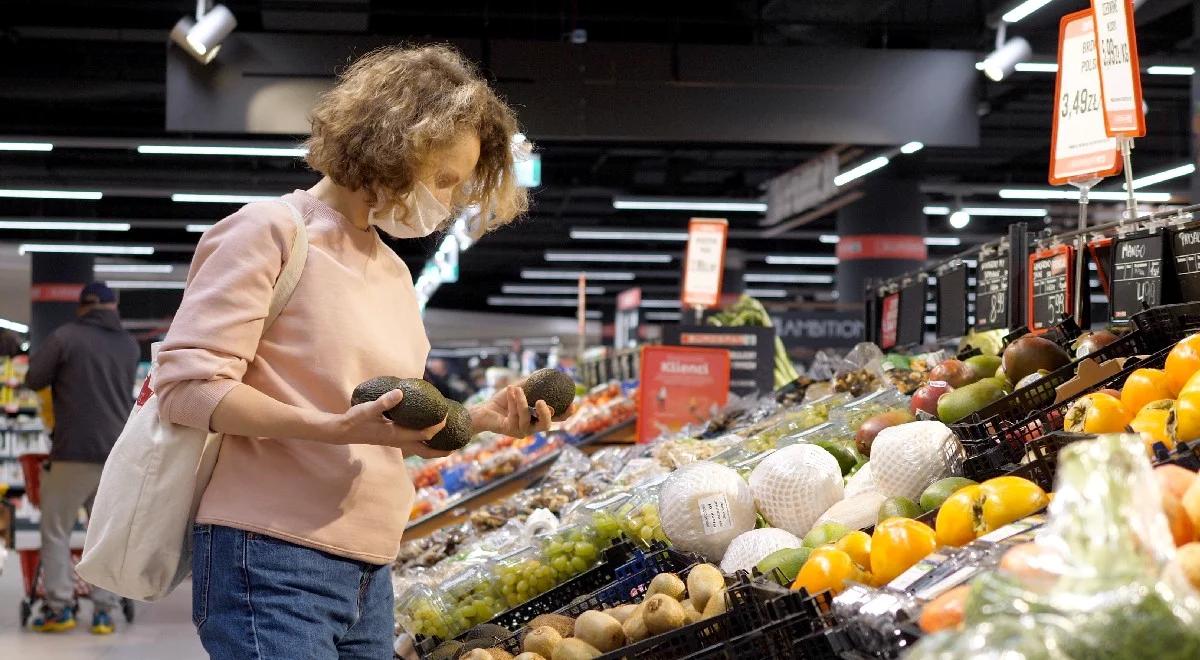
192, 524, 394, 660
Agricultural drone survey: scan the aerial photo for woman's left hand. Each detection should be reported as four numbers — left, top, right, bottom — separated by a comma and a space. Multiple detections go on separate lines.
470, 385, 558, 437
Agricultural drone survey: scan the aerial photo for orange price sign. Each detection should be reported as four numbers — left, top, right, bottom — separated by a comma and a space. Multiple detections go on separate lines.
1049, 10, 1121, 185
681, 218, 729, 309
1091, 0, 1145, 137
637, 346, 730, 443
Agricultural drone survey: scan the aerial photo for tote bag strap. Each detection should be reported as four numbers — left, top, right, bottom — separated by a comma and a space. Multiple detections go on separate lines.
266, 199, 309, 330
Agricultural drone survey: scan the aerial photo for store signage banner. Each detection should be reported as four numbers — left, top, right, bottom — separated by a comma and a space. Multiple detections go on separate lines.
836, 235, 927, 261
1090, 0, 1145, 137
763, 153, 839, 226
1050, 10, 1121, 184
681, 218, 729, 309
637, 346, 730, 443
663, 325, 774, 396
31, 284, 84, 303
770, 310, 864, 349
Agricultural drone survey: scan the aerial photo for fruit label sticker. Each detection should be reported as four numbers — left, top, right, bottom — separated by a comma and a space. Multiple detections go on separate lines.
1049, 10, 1121, 184
1090, 0, 1145, 137
697, 493, 733, 535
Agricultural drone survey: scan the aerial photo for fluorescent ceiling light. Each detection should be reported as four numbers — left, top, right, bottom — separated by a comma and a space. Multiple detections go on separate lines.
612, 197, 767, 213
1147, 66, 1195, 76
818, 235, 839, 244
999, 188, 1173, 202
641, 299, 682, 309
138, 145, 307, 157
900, 142, 924, 154
0, 318, 29, 333
0, 189, 102, 200
764, 255, 839, 265
1002, 0, 1055, 23
949, 210, 971, 229
745, 273, 834, 284
487, 296, 581, 308
923, 206, 951, 215
186, 224, 215, 233
521, 269, 636, 281
0, 220, 130, 231
925, 236, 962, 246
1015, 62, 1058, 72
744, 288, 789, 298
0, 142, 53, 152
962, 207, 1048, 217
644, 311, 682, 322
569, 229, 689, 241
545, 251, 673, 263
95, 264, 174, 274
171, 193, 276, 204
19, 244, 154, 255
834, 156, 890, 186
501, 285, 604, 295
1124, 163, 1196, 189
106, 280, 187, 290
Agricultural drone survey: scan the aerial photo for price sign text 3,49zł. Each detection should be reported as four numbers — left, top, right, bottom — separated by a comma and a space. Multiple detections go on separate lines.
1050, 10, 1121, 184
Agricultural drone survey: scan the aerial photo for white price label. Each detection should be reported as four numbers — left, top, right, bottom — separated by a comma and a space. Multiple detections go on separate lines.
681, 218, 729, 309
1050, 10, 1120, 184
1091, 0, 1145, 136
697, 493, 733, 536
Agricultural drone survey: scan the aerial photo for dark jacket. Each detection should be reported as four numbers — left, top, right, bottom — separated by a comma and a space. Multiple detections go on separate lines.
25, 308, 140, 463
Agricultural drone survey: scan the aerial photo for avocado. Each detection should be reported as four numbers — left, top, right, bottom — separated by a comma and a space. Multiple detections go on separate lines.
351, 376, 448, 429
521, 368, 575, 418
427, 640, 462, 660
426, 401, 473, 451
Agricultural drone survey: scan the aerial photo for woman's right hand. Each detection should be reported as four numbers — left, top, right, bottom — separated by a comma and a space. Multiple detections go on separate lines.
329, 389, 449, 459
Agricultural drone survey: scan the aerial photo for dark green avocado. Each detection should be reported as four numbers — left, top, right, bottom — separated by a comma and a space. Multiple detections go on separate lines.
351, 376, 448, 429
425, 401, 472, 451
521, 368, 576, 418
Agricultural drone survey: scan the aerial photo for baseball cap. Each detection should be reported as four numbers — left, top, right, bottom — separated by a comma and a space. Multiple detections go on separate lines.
80, 281, 117, 305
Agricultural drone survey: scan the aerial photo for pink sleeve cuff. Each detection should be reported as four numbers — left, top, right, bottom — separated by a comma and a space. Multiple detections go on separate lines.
158, 378, 242, 431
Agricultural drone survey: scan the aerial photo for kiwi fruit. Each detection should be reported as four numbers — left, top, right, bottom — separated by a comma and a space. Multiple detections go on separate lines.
428, 640, 463, 660
425, 400, 472, 451
522, 369, 575, 418
527, 614, 575, 639
463, 623, 512, 643
351, 376, 448, 429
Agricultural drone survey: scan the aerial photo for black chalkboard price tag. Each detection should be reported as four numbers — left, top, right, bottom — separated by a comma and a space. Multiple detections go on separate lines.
1027, 244, 1075, 334
937, 264, 969, 340
1111, 229, 1169, 322
1171, 221, 1200, 304
975, 245, 1009, 332
897, 276, 927, 347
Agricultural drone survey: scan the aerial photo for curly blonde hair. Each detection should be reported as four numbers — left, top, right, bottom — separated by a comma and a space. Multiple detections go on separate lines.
306, 44, 528, 232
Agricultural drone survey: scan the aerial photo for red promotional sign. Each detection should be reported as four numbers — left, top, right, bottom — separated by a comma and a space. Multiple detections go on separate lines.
681, 218, 729, 309
836, 235, 927, 261
617, 287, 642, 311
31, 283, 84, 302
1050, 10, 1121, 184
637, 346, 730, 443
879, 293, 900, 350
1091, 0, 1145, 137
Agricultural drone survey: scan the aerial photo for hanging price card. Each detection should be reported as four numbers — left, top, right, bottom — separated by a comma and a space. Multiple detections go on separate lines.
1028, 244, 1076, 333
1050, 10, 1121, 184
681, 218, 729, 309
1091, 0, 1145, 137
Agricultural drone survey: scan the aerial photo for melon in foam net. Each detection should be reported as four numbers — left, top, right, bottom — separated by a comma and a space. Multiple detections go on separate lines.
749, 443, 844, 537
869, 420, 964, 501
658, 461, 757, 561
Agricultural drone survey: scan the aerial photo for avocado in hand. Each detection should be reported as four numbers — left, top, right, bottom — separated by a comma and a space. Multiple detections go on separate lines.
351, 376, 449, 430
520, 368, 576, 418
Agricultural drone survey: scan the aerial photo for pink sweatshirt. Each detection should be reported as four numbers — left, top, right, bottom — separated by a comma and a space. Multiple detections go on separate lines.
154, 190, 429, 564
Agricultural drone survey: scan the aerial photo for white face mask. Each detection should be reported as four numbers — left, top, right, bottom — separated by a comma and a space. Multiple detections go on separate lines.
368, 182, 451, 238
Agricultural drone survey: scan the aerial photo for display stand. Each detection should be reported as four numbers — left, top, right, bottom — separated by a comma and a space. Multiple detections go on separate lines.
1070, 177, 1100, 326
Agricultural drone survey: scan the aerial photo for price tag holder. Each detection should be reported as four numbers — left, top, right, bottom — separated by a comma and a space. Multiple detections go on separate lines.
897, 276, 927, 348
975, 245, 1010, 332
1028, 244, 1076, 334
681, 218, 729, 309
936, 265, 969, 340
1091, 0, 1145, 137
1050, 10, 1122, 185
1171, 221, 1200, 303
1110, 229, 1171, 323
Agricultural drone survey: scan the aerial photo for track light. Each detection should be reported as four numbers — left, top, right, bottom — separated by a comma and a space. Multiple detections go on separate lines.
982, 37, 1032, 82
171, 3, 237, 65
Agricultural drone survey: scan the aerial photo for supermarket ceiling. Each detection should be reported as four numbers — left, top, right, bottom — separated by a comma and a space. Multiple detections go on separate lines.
0, 0, 1197, 324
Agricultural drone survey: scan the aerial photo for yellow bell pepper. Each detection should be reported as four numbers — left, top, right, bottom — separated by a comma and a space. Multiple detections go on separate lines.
791, 546, 863, 596
834, 530, 872, 572
935, 475, 1049, 547
870, 517, 936, 585
1063, 392, 1130, 434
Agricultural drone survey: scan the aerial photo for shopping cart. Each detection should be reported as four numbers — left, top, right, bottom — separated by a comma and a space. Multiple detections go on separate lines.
15, 453, 134, 627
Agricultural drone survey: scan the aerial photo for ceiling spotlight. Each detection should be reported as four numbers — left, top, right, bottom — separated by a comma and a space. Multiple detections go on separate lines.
949, 210, 971, 229
982, 37, 1032, 82
171, 3, 237, 65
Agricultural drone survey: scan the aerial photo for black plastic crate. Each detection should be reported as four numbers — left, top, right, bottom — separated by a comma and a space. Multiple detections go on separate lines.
558, 544, 700, 618
1133, 301, 1200, 345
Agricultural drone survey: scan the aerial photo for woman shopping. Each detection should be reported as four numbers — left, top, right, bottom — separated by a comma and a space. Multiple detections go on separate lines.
153, 44, 562, 659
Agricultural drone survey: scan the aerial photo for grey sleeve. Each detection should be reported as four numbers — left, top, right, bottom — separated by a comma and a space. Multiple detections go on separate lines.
24, 333, 63, 390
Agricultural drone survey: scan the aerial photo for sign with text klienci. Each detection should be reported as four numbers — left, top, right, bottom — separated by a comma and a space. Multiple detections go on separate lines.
681, 218, 729, 309
975, 243, 1010, 332
1050, 10, 1121, 184
1110, 229, 1170, 322
1028, 244, 1076, 333
1091, 0, 1145, 137
663, 325, 774, 396
637, 346, 730, 443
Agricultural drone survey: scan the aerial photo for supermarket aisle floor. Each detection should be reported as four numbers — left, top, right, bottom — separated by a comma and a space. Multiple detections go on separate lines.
0, 557, 206, 659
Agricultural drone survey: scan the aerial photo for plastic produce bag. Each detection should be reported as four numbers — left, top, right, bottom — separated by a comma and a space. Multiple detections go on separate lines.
908, 434, 1200, 660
